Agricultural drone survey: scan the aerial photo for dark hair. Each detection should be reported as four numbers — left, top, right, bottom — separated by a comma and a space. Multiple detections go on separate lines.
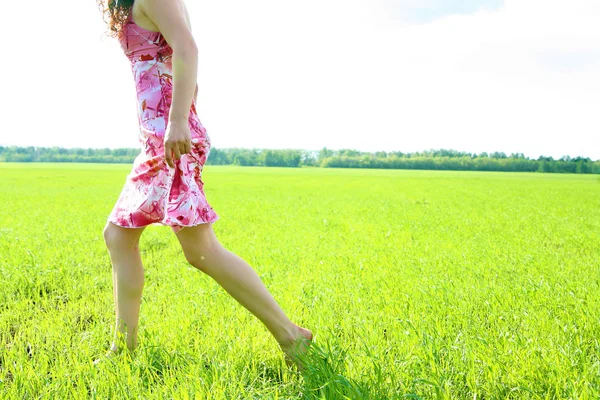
97, 0, 134, 38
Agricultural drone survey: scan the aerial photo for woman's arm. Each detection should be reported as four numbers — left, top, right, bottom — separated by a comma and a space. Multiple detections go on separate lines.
140, 0, 197, 167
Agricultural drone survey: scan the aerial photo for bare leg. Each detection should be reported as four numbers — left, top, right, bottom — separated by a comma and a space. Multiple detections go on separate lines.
174, 222, 313, 367
98, 221, 146, 360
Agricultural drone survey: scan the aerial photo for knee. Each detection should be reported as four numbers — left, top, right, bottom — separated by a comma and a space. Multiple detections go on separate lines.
184, 242, 223, 273
103, 223, 140, 252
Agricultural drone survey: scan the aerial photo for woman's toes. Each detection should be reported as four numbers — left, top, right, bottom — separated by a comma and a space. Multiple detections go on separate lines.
92, 348, 119, 366
280, 326, 313, 371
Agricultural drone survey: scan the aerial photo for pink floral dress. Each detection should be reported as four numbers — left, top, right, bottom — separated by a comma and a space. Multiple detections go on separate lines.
107, 12, 219, 233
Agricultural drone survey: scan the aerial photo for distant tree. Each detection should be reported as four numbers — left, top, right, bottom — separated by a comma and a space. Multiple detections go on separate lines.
263, 150, 281, 166
206, 148, 229, 165
283, 150, 302, 167
300, 150, 318, 167
490, 152, 507, 159
338, 149, 362, 157
318, 147, 334, 163
233, 154, 247, 166
576, 160, 589, 174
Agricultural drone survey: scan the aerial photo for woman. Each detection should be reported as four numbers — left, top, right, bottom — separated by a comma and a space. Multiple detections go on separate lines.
95, 0, 312, 368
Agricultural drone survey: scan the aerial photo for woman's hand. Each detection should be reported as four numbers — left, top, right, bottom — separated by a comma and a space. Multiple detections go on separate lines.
164, 118, 191, 168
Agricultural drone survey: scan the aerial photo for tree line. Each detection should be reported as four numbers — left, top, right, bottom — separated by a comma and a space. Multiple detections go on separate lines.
0, 146, 598, 174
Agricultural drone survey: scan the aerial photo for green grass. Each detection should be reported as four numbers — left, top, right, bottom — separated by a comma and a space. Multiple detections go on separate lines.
0, 163, 599, 399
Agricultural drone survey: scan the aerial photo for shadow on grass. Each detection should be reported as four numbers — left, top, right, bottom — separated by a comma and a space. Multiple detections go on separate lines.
132, 345, 199, 388
93, 338, 402, 398
293, 339, 386, 400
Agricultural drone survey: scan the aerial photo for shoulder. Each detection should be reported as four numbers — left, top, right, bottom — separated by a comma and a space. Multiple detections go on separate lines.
136, 0, 193, 33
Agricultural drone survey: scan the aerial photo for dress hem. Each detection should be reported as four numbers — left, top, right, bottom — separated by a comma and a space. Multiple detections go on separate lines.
107, 214, 219, 233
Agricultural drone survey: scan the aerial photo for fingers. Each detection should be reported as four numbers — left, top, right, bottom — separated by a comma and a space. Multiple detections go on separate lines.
164, 138, 191, 168
172, 146, 182, 163
165, 143, 175, 168
179, 141, 190, 155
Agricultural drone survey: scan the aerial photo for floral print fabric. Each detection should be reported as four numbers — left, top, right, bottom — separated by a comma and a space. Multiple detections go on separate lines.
107, 12, 219, 233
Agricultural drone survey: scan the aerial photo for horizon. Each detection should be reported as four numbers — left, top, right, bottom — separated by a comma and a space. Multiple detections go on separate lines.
0, 143, 597, 162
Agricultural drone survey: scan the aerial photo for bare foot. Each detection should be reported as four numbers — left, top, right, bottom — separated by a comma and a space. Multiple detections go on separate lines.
93, 349, 119, 366
93, 344, 124, 366
278, 324, 313, 372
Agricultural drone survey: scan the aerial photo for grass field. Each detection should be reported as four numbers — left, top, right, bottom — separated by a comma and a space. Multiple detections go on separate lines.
1, 163, 599, 399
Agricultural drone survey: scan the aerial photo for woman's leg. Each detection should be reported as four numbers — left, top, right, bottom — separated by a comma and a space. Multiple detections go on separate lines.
174, 222, 312, 366
101, 221, 147, 354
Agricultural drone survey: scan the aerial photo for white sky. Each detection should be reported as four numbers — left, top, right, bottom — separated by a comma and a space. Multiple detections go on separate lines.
1, 0, 599, 160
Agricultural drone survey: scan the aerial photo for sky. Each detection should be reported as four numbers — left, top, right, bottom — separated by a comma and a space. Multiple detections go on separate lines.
1, 0, 599, 160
